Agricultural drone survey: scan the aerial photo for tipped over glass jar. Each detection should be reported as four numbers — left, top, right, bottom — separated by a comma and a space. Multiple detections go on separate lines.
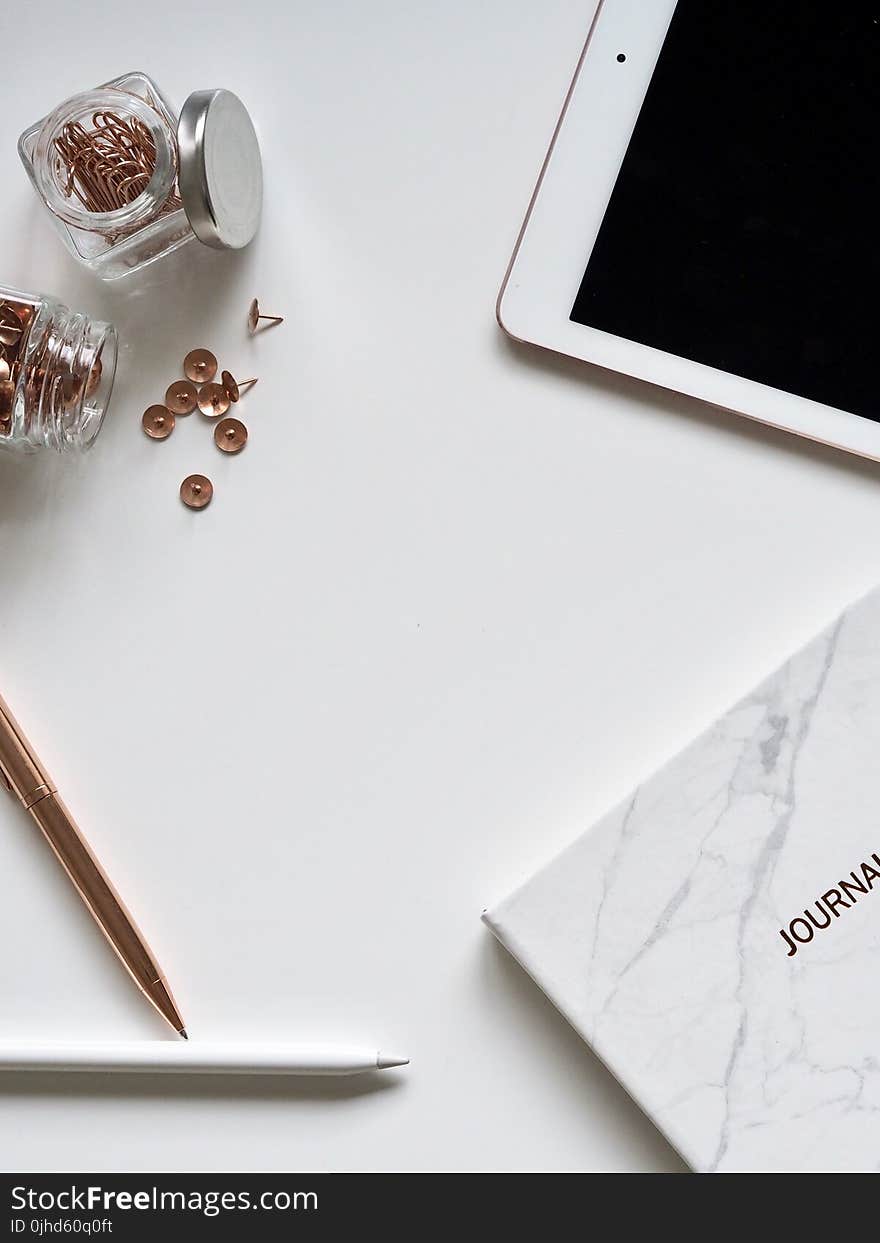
0, 285, 116, 454
18, 71, 263, 281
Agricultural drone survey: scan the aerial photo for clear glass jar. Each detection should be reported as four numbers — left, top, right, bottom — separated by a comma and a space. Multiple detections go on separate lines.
18, 72, 192, 282
0, 285, 117, 454
18, 72, 263, 282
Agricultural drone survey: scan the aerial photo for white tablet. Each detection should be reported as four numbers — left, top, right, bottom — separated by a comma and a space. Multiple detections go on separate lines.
499, 1, 880, 462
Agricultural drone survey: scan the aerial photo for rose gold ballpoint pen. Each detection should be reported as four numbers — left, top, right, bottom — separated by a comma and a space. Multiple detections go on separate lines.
0, 690, 186, 1038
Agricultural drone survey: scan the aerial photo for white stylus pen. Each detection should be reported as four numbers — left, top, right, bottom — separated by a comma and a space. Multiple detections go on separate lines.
0, 1043, 409, 1077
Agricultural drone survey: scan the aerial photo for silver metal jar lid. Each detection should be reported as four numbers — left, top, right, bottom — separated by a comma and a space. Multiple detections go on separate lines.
177, 89, 263, 251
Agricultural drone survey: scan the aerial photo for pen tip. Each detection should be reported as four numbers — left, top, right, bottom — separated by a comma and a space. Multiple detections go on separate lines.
377, 1052, 409, 1069
179, 1029, 188, 1041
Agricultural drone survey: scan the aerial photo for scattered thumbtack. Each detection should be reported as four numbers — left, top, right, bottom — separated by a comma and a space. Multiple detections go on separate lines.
183, 348, 218, 384
180, 474, 213, 510
214, 417, 248, 454
165, 380, 199, 415
0, 357, 9, 382
221, 370, 258, 403
142, 405, 175, 440
197, 383, 231, 418
147, 335, 267, 511
247, 299, 283, 334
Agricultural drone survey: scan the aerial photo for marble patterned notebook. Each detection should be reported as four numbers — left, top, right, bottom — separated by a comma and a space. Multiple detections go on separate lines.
485, 587, 880, 1173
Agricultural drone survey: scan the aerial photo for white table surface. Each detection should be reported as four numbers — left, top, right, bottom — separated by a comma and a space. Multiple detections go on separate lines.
1, 0, 879, 1174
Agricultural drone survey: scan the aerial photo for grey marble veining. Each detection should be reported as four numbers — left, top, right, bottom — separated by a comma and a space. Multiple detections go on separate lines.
486, 588, 880, 1172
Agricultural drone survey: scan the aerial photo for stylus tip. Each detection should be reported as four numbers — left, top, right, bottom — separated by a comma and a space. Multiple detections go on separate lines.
179, 1028, 188, 1041
377, 1052, 409, 1069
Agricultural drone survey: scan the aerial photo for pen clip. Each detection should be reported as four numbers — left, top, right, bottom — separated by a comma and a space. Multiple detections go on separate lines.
0, 694, 54, 805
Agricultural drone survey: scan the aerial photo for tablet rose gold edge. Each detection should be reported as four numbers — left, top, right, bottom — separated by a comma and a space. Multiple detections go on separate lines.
496, 1, 880, 468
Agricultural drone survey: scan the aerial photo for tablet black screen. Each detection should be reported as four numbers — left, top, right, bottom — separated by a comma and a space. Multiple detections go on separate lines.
570, 2, 880, 421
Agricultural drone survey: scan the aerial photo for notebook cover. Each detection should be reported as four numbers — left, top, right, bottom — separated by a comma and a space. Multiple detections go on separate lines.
484, 587, 880, 1173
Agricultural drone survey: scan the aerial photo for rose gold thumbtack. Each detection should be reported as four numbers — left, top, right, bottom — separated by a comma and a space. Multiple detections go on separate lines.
221, 370, 258, 403
197, 382, 231, 418
142, 404, 175, 440
180, 474, 213, 510
165, 379, 199, 415
247, 298, 284, 334
0, 379, 14, 421
0, 306, 23, 348
85, 357, 103, 399
0, 356, 10, 383
183, 348, 218, 384
61, 371, 83, 410
214, 416, 248, 454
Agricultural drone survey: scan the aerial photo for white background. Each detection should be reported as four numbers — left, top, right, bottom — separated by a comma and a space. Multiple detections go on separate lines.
1, 0, 878, 1173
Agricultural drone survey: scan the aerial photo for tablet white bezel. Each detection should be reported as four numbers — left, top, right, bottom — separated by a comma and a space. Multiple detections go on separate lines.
498, 0, 880, 463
